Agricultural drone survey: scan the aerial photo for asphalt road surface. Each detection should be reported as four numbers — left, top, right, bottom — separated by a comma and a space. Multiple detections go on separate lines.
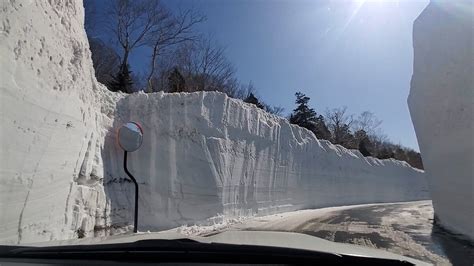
222, 201, 473, 265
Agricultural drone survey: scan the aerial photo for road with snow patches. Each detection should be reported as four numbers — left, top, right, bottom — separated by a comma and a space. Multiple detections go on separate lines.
177, 201, 473, 265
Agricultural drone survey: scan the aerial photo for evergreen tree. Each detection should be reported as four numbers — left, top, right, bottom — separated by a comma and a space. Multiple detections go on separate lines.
289, 92, 330, 140
244, 93, 265, 109
168, 67, 186, 93
354, 130, 371, 156
289, 92, 317, 130
332, 123, 353, 146
377, 146, 395, 160
359, 140, 371, 157
394, 146, 408, 162
406, 150, 424, 169
109, 64, 133, 93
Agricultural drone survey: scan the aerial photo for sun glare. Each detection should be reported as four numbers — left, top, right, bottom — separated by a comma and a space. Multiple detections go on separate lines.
343, 0, 400, 32
356, 0, 399, 3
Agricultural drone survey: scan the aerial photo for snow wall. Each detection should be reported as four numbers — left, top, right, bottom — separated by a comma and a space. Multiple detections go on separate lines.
0, 0, 118, 244
409, 0, 473, 241
1, 0, 428, 244
105, 92, 429, 233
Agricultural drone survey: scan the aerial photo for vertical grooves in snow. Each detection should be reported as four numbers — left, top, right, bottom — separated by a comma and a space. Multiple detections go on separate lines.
1, 0, 119, 243
104, 91, 428, 233
16, 190, 30, 244
63, 182, 74, 226
1, 0, 431, 244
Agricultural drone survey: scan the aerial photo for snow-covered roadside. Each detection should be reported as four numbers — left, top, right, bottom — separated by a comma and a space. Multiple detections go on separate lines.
179, 201, 460, 265
102, 91, 429, 233
1, 0, 428, 244
166, 201, 430, 237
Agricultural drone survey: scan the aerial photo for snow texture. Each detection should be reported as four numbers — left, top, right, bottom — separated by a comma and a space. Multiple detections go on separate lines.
106, 92, 429, 234
1, 0, 428, 244
408, 0, 474, 241
0, 0, 118, 244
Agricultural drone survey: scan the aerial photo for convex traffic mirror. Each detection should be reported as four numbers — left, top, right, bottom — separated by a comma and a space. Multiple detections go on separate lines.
117, 121, 143, 233
118, 122, 143, 152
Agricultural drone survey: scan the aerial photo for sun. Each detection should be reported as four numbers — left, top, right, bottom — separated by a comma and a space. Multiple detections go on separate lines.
342, 0, 399, 31
354, 0, 400, 7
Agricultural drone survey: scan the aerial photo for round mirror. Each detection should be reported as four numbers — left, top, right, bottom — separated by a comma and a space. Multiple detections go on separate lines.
118, 122, 143, 152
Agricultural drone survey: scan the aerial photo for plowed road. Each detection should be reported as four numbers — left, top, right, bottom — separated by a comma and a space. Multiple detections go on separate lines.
178, 201, 473, 265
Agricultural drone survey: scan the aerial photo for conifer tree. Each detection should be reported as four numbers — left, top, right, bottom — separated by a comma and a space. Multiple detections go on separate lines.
244, 93, 265, 109
289, 92, 330, 140
109, 64, 133, 93
168, 67, 186, 93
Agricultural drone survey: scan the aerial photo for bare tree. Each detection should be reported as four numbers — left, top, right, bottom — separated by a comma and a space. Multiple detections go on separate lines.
223, 80, 247, 99
88, 37, 120, 87
193, 38, 235, 92
155, 37, 237, 94
265, 105, 285, 116
109, 0, 167, 73
353, 111, 383, 136
150, 52, 175, 92
325, 106, 354, 145
145, 9, 205, 92
131, 71, 146, 91
369, 131, 389, 154
233, 81, 256, 99
178, 38, 236, 93
145, 43, 187, 92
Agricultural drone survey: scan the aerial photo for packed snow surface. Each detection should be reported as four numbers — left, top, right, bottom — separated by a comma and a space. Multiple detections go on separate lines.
408, 0, 474, 241
1, 0, 428, 244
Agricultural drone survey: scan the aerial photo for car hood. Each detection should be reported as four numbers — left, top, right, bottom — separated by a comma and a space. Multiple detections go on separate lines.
23, 230, 430, 265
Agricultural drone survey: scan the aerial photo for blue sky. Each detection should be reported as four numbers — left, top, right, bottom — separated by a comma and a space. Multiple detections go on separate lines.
88, 0, 428, 150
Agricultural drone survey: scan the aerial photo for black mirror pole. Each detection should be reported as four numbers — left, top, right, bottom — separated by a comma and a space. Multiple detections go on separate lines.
123, 151, 139, 233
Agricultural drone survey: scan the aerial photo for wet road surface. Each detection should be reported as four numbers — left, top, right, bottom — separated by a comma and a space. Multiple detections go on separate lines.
230, 201, 473, 265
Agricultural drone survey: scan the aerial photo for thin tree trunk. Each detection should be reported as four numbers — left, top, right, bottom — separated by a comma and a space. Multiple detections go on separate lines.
146, 44, 160, 93
121, 49, 129, 73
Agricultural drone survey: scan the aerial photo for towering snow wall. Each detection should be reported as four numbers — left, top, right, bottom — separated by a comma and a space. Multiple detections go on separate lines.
103, 92, 429, 232
1, 0, 428, 244
0, 1, 117, 244
409, 0, 473, 241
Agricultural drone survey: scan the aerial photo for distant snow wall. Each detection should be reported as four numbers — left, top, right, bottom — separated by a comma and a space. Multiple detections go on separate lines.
102, 92, 429, 232
1, 0, 428, 244
409, 0, 473, 241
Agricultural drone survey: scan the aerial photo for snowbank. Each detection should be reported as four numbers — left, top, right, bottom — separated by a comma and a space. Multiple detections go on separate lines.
1, 0, 428, 244
408, 0, 473, 240
103, 92, 429, 232
0, 1, 117, 243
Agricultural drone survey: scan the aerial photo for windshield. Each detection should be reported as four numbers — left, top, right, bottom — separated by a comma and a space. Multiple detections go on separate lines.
1, 0, 473, 265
